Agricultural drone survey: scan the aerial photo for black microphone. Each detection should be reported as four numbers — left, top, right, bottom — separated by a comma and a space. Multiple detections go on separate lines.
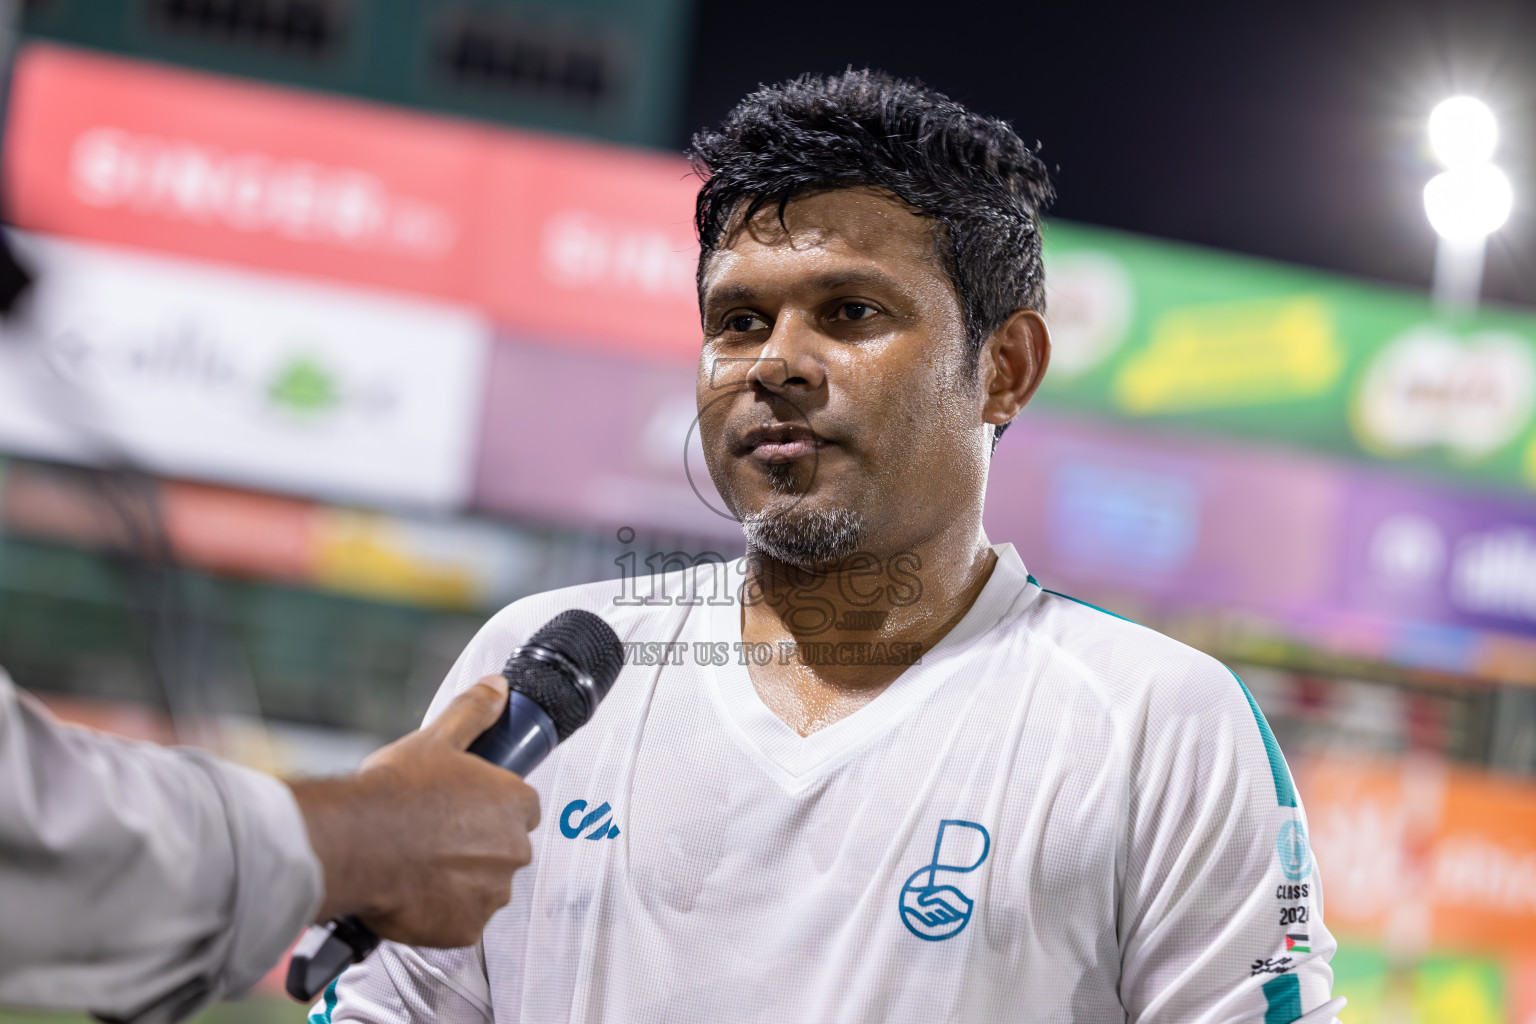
285, 609, 624, 1002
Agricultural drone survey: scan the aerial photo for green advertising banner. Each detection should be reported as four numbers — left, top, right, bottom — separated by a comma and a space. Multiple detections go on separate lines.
1039, 223, 1536, 494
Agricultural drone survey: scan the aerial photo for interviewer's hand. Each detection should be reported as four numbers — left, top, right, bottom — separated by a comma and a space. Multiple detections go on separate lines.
287, 674, 539, 947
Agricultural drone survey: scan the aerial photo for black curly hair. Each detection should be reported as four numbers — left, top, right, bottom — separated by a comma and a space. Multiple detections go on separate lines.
689, 69, 1053, 443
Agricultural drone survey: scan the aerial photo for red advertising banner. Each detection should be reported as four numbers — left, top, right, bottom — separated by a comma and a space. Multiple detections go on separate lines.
477, 137, 701, 359
5, 44, 487, 303
4, 43, 702, 361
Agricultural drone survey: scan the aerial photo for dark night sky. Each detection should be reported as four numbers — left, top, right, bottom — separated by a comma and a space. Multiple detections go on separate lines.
681, 0, 1536, 308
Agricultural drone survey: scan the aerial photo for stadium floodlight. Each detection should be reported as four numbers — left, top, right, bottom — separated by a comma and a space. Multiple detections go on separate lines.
1423, 96, 1511, 310
1427, 96, 1499, 168
1424, 163, 1514, 245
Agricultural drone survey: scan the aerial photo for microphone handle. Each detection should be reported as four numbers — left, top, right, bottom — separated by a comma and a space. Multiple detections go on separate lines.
285, 691, 559, 1001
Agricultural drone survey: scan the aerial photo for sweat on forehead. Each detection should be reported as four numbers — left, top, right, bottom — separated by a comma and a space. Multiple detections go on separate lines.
700, 188, 948, 289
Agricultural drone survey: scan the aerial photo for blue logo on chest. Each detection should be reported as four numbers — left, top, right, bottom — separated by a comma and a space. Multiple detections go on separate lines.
560, 799, 620, 840
899, 819, 990, 941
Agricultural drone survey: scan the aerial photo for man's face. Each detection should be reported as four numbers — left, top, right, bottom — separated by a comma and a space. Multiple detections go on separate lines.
696, 188, 994, 569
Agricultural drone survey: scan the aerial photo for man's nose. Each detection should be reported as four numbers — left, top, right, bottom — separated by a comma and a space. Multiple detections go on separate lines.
747, 312, 826, 393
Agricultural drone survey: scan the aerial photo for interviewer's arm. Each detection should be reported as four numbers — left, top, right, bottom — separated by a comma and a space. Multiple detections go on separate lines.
0, 668, 322, 1021
0, 669, 537, 1024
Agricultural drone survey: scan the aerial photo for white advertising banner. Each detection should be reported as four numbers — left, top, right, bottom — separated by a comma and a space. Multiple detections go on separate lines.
0, 234, 489, 508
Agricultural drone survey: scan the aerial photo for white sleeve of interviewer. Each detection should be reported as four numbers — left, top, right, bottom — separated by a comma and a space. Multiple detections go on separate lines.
0, 668, 324, 1023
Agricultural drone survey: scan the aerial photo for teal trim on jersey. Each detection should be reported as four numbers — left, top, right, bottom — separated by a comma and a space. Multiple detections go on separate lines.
308, 977, 340, 1024
1035, 578, 1298, 809
1262, 973, 1302, 1023
1229, 669, 1298, 808
1040, 587, 1137, 624
1032, 577, 1296, 810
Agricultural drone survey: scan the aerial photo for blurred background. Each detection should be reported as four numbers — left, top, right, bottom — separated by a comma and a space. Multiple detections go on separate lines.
0, 1, 1532, 1021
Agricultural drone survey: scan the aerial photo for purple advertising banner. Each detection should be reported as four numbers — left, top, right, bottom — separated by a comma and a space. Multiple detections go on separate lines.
984, 415, 1340, 614
473, 335, 743, 544
1340, 473, 1536, 639
474, 338, 1344, 611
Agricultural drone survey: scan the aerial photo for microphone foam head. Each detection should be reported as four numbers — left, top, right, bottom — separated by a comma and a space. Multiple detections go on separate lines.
504, 609, 624, 741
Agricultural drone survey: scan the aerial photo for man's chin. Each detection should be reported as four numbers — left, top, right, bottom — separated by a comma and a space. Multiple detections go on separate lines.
740, 503, 865, 570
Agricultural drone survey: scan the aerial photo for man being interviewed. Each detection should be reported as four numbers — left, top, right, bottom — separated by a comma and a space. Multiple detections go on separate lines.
324, 71, 1342, 1024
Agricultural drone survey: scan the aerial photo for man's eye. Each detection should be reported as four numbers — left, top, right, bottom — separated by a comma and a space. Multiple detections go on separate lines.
725, 314, 767, 332
836, 302, 877, 321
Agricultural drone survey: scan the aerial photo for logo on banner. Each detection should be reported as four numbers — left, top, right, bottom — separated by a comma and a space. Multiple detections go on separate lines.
1355, 327, 1536, 458
540, 210, 696, 300
1450, 527, 1536, 623
69, 127, 458, 259
0, 235, 485, 508
1276, 820, 1312, 882
560, 799, 620, 840
1114, 295, 1341, 413
1368, 513, 1447, 591
899, 819, 991, 941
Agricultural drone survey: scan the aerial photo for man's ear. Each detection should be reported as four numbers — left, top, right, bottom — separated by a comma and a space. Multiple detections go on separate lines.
980, 309, 1050, 428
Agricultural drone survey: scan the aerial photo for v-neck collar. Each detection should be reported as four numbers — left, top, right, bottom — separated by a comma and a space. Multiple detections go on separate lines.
704, 543, 1033, 788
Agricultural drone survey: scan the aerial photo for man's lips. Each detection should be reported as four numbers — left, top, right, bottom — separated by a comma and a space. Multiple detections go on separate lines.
737, 423, 827, 463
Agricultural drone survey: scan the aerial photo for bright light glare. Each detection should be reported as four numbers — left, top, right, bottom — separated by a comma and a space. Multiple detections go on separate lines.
1428, 96, 1499, 168
1423, 164, 1514, 243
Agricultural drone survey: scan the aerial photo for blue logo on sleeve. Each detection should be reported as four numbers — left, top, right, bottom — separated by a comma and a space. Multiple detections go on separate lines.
560, 799, 621, 840
1276, 820, 1311, 882
899, 819, 991, 941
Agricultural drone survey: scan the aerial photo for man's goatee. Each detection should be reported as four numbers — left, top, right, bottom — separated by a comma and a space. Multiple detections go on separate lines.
741, 505, 864, 569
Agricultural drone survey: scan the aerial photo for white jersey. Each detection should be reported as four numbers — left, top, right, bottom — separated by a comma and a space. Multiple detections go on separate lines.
322, 544, 1342, 1024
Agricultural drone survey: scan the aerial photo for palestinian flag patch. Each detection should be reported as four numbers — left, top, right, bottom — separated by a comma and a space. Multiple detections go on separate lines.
1285, 933, 1311, 953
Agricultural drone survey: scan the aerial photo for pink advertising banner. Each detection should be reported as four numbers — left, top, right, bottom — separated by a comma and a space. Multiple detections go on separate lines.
473, 334, 738, 544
